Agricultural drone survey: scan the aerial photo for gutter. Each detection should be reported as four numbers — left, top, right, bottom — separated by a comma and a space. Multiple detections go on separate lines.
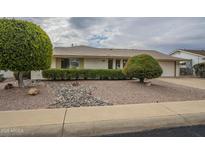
53, 55, 185, 61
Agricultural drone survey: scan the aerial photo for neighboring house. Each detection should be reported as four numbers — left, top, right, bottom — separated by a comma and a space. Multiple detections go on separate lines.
31, 46, 182, 79
170, 49, 205, 75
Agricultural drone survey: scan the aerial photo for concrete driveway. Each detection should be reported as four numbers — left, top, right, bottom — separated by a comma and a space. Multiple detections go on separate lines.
158, 78, 205, 90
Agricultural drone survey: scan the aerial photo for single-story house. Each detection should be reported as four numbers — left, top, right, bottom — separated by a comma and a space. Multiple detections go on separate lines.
0, 46, 183, 79
31, 46, 182, 79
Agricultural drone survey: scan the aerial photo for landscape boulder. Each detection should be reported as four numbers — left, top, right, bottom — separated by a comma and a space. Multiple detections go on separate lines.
28, 88, 40, 96
4, 83, 14, 89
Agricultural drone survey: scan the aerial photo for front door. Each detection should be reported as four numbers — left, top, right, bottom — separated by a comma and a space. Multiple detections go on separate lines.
108, 59, 113, 69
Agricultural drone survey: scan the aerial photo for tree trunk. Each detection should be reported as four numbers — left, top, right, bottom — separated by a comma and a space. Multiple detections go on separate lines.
18, 72, 24, 88
139, 78, 144, 83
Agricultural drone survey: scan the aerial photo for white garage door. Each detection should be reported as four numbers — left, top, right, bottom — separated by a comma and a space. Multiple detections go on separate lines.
159, 61, 175, 77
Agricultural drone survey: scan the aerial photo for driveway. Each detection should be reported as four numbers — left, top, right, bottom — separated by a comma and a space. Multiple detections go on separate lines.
157, 77, 205, 90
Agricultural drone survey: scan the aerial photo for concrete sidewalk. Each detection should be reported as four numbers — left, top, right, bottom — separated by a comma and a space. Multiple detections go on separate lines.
0, 100, 205, 136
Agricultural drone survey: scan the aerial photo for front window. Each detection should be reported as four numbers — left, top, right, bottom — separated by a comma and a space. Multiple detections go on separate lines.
70, 58, 80, 68
61, 58, 70, 68
61, 58, 80, 69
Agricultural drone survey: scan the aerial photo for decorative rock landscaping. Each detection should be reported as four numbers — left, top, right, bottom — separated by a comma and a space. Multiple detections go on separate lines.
49, 82, 112, 108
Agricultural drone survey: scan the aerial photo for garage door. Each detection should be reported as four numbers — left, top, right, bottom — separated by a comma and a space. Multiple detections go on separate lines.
159, 61, 175, 77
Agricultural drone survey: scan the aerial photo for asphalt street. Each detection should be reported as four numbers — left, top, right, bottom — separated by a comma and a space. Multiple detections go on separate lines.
102, 125, 205, 137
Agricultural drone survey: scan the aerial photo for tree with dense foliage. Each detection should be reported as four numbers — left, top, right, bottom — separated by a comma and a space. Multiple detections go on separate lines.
0, 18, 53, 87
123, 54, 163, 83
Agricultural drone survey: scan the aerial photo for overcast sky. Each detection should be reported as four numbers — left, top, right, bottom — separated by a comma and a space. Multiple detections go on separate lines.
20, 17, 205, 54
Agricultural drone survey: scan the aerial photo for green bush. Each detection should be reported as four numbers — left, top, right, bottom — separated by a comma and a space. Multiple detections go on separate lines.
0, 18, 53, 87
13, 71, 31, 80
123, 54, 163, 83
193, 62, 205, 77
42, 69, 128, 80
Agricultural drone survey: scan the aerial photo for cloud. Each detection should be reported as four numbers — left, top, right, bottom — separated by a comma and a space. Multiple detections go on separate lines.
69, 17, 105, 29
15, 17, 205, 53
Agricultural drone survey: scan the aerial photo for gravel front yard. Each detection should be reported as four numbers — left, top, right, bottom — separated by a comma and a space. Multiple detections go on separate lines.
0, 80, 55, 111
1, 79, 205, 111
80, 80, 205, 104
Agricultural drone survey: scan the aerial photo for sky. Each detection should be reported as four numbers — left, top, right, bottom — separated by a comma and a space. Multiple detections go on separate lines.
19, 17, 205, 54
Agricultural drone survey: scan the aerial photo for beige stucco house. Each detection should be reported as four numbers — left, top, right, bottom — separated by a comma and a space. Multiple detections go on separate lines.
31, 46, 183, 79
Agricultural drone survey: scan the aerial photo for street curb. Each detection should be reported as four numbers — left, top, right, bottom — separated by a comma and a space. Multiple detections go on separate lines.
63, 115, 187, 136
63, 113, 205, 136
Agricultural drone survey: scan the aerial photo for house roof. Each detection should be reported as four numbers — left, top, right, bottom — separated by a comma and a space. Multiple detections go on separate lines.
172, 49, 205, 57
53, 46, 183, 61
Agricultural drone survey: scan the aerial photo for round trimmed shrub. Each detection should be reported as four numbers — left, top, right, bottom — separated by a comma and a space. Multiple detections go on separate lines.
0, 18, 53, 87
123, 54, 163, 83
